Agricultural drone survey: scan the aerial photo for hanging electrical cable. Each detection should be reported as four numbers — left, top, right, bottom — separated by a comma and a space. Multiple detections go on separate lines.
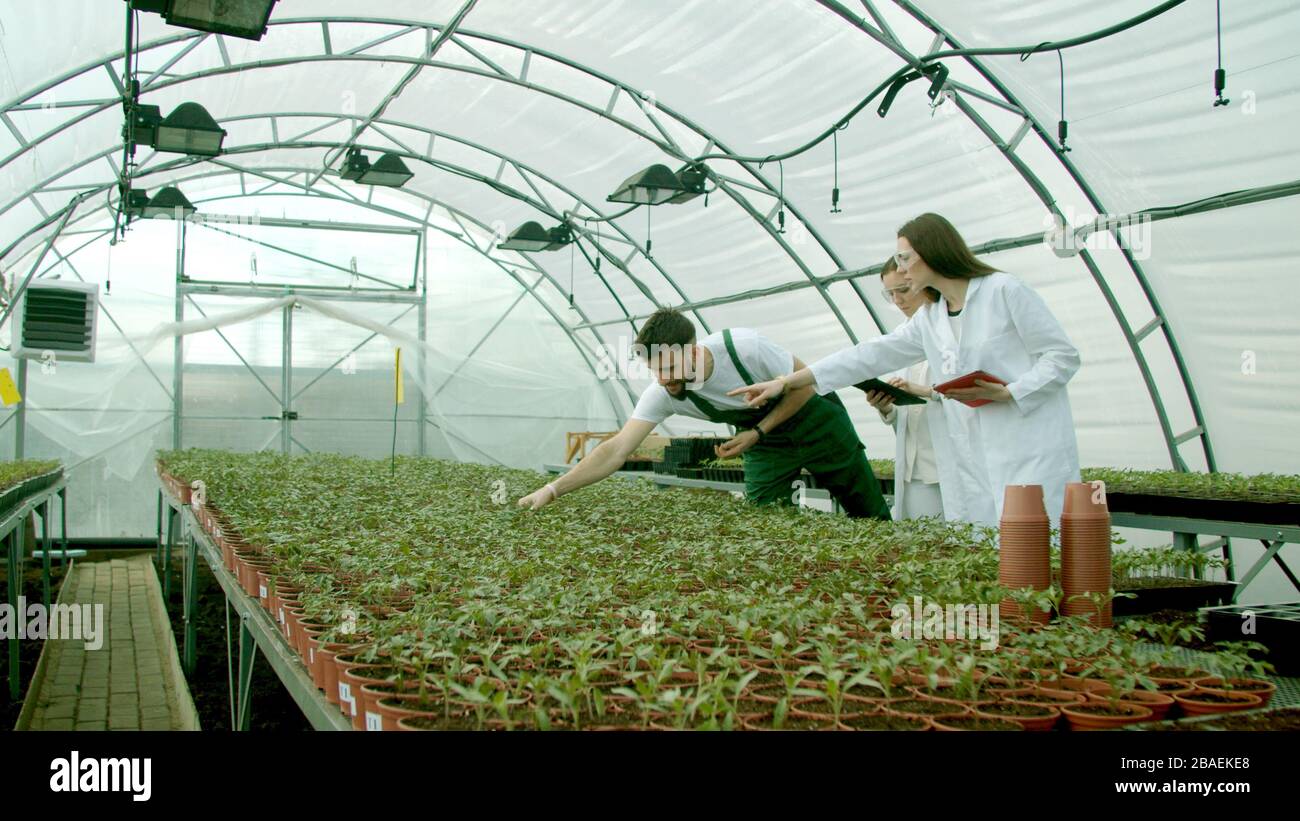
831, 126, 844, 213
1213, 0, 1230, 107
689, 0, 1188, 167
1051, 50, 1071, 153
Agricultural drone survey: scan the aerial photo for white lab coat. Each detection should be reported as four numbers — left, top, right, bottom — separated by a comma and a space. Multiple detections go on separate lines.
811, 271, 1081, 526
879, 360, 946, 520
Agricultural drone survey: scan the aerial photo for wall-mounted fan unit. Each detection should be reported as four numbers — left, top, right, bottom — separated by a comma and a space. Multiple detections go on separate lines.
12, 281, 99, 363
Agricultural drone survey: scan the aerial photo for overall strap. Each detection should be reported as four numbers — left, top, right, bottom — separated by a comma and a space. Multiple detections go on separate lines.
722, 329, 757, 385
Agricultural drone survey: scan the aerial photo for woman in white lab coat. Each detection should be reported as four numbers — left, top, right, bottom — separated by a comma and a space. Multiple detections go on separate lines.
731, 213, 1082, 526
867, 257, 946, 520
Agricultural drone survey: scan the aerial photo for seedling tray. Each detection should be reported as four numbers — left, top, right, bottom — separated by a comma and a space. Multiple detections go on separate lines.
1203, 601, 1300, 675
1105, 491, 1299, 526
1113, 577, 1238, 616
0, 467, 63, 518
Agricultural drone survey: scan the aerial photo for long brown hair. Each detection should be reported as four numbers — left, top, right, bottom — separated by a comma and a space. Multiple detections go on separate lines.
898, 213, 997, 302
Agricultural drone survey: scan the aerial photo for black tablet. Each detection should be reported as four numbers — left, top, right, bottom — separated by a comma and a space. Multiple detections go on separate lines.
854, 378, 927, 405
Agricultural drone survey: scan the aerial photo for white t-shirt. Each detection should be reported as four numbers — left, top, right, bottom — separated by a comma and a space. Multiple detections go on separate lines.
630, 328, 795, 425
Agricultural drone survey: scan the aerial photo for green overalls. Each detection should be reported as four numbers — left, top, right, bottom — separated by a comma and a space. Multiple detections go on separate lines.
671, 329, 892, 520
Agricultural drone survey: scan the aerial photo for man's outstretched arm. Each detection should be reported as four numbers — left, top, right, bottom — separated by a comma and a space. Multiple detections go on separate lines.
517, 418, 657, 510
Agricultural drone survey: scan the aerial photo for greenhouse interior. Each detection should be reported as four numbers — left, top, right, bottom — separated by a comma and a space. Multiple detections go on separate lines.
1, 0, 1299, 762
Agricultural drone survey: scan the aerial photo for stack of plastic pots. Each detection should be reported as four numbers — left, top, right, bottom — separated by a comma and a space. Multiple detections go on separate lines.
999, 484, 1051, 625
1060, 481, 1113, 627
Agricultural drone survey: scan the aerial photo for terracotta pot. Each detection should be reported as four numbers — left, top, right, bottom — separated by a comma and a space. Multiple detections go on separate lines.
1061, 482, 1113, 627
294, 618, 331, 661
345, 667, 418, 731
933, 714, 1024, 732
740, 712, 839, 731
1087, 687, 1176, 721
1194, 677, 1276, 707
836, 712, 931, 731
1060, 701, 1153, 730
999, 485, 1050, 624
883, 698, 970, 721
788, 697, 876, 724
1007, 688, 1087, 708
907, 685, 981, 708
372, 693, 449, 731
1037, 677, 1109, 697
1173, 690, 1263, 717
316, 642, 358, 706
396, 712, 482, 731
975, 700, 1060, 731
254, 569, 274, 612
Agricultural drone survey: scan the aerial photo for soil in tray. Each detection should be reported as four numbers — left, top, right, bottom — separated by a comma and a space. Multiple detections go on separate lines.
1068, 703, 1143, 717
978, 701, 1055, 719
886, 698, 966, 716
935, 716, 1022, 731
838, 713, 927, 730
0, 560, 68, 730
164, 558, 310, 731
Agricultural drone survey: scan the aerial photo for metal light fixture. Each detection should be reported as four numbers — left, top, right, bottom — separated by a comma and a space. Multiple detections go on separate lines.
340, 147, 370, 181
663, 164, 708, 205
357, 152, 415, 187
338, 149, 414, 187
126, 0, 279, 41
607, 163, 706, 205
142, 186, 196, 219
153, 102, 227, 156
497, 221, 573, 252
127, 103, 162, 148
121, 187, 150, 219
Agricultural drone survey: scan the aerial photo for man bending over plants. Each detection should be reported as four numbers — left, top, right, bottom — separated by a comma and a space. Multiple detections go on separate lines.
518, 308, 891, 519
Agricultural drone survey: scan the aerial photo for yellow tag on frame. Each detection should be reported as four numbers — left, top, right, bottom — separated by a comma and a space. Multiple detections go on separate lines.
394, 348, 404, 405
0, 368, 21, 406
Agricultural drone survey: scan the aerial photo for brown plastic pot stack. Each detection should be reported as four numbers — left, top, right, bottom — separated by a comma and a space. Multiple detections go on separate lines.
1060, 481, 1113, 627
999, 484, 1051, 625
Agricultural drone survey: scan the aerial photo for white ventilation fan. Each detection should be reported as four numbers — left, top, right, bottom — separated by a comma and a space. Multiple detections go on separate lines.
12, 281, 99, 363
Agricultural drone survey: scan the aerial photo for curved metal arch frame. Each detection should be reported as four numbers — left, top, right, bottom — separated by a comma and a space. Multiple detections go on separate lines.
16, 159, 643, 424
2, 119, 656, 358
169, 189, 639, 429
882, 1, 1217, 476
183, 110, 712, 334
0, 15, 888, 345
0, 7, 1221, 477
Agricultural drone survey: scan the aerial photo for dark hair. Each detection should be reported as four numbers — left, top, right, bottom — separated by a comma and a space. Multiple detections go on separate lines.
879, 255, 939, 303
898, 213, 997, 302
635, 308, 695, 352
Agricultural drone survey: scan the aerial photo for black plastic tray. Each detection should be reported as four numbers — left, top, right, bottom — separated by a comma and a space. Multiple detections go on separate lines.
1105, 491, 1299, 526
1203, 601, 1300, 675
1113, 577, 1238, 616
0, 467, 63, 519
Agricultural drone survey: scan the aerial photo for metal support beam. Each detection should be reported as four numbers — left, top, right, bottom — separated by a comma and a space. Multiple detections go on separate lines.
281, 304, 293, 454
14, 360, 26, 460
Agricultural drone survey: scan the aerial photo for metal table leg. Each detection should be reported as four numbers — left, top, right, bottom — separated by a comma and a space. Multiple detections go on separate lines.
183, 533, 198, 676
40, 501, 51, 611
236, 617, 256, 731
59, 487, 68, 565
6, 531, 17, 700
163, 506, 175, 601
156, 490, 163, 570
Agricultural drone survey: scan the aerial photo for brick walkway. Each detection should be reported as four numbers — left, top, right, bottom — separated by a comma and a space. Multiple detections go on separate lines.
20, 554, 199, 730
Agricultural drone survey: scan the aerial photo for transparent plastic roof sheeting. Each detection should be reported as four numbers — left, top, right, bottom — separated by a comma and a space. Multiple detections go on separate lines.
0, 1, 1297, 563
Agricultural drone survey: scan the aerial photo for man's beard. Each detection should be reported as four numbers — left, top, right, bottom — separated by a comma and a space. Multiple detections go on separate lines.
664, 380, 686, 395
